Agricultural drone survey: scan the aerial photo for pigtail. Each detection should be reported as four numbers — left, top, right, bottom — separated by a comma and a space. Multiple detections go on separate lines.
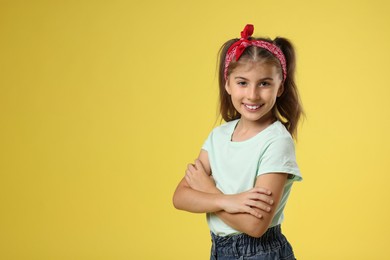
217, 39, 241, 122
273, 37, 304, 139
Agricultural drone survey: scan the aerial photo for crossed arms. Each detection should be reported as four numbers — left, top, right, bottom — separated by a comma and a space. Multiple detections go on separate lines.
172, 149, 288, 238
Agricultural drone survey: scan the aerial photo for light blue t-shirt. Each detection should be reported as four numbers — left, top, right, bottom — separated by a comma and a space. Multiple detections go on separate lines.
202, 119, 302, 236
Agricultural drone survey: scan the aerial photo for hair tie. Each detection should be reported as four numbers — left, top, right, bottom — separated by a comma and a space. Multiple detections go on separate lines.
224, 24, 287, 82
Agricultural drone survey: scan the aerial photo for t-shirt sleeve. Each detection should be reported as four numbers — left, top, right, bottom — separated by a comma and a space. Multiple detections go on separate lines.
257, 136, 302, 181
201, 131, 213, 152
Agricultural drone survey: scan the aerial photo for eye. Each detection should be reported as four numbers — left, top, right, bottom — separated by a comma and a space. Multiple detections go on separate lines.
236, 81, 247, 87
259, 81, 271, 87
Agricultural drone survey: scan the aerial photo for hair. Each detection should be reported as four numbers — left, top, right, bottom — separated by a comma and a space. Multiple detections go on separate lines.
217, 36, 304, 139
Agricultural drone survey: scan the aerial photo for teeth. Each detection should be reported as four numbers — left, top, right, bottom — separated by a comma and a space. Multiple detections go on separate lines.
245, 104, 260, 110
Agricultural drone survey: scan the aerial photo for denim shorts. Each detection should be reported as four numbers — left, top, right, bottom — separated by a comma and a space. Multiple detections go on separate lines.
210, 225, 296, 260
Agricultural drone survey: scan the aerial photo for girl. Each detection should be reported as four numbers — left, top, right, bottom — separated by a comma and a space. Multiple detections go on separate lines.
173, 24, 303, 260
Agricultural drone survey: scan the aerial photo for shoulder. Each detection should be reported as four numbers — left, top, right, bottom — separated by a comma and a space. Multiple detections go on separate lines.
258, 121, 297, 158
202, 119, 238, 151
263, 121, 294, 145
209, 119, 239, 137
257, 121, 301, 180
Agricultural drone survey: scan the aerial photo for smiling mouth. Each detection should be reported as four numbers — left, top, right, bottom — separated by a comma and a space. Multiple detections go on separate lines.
244, 104, 263, 111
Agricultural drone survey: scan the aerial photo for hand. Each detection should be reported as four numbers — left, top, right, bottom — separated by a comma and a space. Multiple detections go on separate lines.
185, 159, 217, 193
219, 187, 274, 219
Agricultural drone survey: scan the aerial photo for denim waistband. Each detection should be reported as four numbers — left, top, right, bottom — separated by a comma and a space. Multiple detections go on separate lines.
211, 225, 289, 257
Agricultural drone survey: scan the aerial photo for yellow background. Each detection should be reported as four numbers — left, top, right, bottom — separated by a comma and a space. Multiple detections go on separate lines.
1, 0, 389, 259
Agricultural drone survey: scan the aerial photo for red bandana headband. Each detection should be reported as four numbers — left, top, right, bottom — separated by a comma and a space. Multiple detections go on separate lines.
224, 24, 287, 82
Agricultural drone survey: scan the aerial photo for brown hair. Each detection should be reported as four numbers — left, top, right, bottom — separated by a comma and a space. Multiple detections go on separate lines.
217, 36, 304, 139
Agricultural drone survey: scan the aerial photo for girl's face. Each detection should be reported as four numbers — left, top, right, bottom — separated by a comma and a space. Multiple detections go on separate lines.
225, 60, 284, 127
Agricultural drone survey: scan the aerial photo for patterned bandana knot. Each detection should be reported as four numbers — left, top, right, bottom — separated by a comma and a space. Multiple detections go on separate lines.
224, 24, 287, 82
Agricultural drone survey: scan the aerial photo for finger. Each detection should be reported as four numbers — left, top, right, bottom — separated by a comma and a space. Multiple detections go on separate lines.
185, 169, 192, 179
251, 187, 272, 195
184, 173, 190, 182
246, 207, 263, 219
247, 200, 272, 212
194, 159, 204, 171
187, 163, 196, 173
245, 192, 273, 205
252, 193, 274, 205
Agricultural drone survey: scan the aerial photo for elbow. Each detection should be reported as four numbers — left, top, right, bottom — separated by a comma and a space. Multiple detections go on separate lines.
244, 220, 268, 238
173, 180, 190, 210
247, 227, 267, 238
172, 191, 184, 210
172, 194, 180, 209
172, 198, 181, 210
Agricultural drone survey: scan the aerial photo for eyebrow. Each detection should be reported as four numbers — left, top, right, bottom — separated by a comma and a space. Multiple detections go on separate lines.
234, 76, 274, 81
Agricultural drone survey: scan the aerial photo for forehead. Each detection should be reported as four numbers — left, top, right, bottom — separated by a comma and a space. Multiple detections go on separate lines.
232, 60, 279, 76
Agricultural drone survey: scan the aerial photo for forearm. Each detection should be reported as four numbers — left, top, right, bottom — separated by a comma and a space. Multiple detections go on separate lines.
175, 185, 270, 237
174, 158, 274, 226
207, 188, 270, 237
183, 182, 270, 236
173, 179, 222, 213
216, 173, 288, 238
215, 211, 269, 238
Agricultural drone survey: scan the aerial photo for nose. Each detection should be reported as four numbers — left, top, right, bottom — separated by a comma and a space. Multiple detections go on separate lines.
247, 86, 260, 100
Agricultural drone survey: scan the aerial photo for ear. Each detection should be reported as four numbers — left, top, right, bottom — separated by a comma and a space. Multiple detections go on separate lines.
225, 80, 231, 95
277, 83, 284, 97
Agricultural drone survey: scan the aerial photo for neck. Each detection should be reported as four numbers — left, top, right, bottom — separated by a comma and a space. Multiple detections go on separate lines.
232, 115, 276, 142
238, 113, 276, 132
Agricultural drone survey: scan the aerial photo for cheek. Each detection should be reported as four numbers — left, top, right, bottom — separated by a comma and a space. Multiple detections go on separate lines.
229, 92, 243, 106
263, 89, 278, 99
262, 92, 279, 106
229, 88, 242, 98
